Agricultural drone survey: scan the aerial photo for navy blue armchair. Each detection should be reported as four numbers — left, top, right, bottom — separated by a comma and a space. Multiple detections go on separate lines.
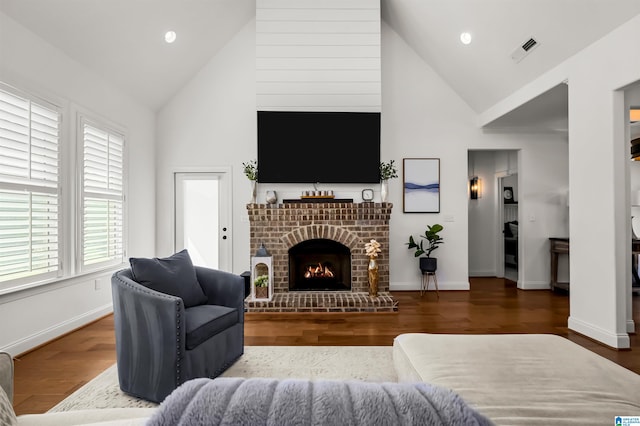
111, 266, 244, 403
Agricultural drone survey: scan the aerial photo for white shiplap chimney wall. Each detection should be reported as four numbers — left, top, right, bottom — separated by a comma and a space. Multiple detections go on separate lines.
256, 0, 381, 112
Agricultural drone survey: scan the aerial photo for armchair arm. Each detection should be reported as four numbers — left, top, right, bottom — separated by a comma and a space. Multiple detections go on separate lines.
195, 267, 245, 322
111, 269, 187, 402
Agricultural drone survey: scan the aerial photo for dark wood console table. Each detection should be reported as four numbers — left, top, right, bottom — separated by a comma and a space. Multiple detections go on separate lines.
550, 237, 640, 291
549, 238, 569, 291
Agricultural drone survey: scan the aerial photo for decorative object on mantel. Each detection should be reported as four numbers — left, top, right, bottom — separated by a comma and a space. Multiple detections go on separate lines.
406, 224, 444, 273
300, 190, 334, 199
365, 239, 382, 297
403, 158, 440, 213
379, 160, 398, 203
362, 189, 374, 202
250, 242, 272, 301
266, 190, 277, 204
301, 184, 334, 199
243, 160, 258, 204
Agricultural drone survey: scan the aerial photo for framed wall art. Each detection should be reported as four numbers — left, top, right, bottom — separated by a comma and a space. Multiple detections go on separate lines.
403, 158, 440, 213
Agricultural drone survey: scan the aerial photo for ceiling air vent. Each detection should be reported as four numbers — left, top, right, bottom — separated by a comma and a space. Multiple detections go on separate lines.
511, 37, 539, 63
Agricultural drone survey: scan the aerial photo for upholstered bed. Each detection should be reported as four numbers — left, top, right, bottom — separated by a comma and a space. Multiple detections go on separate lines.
393, 333, 640, 425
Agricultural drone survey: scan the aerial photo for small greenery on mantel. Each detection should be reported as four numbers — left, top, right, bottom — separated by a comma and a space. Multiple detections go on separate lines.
380, 160, 398, 181
243, 160, 258, 181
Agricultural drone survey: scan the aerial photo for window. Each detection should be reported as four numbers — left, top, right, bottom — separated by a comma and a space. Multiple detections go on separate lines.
80, 119, 125, 270
0, 80, 128, 292
0, 84, 61, 286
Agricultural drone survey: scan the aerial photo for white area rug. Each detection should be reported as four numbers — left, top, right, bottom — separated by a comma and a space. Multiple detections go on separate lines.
49, 346, 396, 412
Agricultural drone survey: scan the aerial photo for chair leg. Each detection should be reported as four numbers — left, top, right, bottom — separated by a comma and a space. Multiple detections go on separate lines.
433, 272, 439, 299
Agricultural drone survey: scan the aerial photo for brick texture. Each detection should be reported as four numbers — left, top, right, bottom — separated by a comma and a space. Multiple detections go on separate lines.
245, 292, 398, 312
247, 202, 393, 298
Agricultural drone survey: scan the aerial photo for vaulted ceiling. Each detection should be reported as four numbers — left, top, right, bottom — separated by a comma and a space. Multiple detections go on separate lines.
1, 0, 639, 121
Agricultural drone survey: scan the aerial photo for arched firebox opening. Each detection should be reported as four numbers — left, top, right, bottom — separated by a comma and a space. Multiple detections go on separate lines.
288, 239, 351, 291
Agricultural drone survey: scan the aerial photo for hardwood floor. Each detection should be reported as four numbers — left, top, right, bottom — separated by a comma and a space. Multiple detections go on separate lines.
12, 277, 639, 415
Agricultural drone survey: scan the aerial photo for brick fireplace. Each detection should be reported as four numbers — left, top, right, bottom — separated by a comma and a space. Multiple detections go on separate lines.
246, 201, 397, 312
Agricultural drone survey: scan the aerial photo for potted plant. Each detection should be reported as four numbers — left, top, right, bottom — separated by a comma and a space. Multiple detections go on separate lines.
254, 274, 269, 299
379, 160, 398, 202
243, 160, 258, 203
406, 224, 444, 273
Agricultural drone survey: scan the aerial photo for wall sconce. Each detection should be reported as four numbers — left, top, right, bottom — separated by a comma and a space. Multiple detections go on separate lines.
469, 177, 481, 200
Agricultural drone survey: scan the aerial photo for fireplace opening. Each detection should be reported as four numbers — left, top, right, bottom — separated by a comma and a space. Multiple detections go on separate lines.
289, 239, 351, 291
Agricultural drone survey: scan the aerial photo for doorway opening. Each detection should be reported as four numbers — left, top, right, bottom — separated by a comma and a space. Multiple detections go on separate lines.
468, 150, 519, 284
501, 174, 519, 282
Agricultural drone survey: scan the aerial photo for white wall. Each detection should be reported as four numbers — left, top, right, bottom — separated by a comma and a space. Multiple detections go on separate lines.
481, 14, 640, 347
0, 12, 156, 356
566, 16, 640, 348
256, 0, 381, 112
156, 20, 257, 272
383, 23, 568, 291
156, 19, 570, 293
468, 151, 499, 277
629, 84, 640, 238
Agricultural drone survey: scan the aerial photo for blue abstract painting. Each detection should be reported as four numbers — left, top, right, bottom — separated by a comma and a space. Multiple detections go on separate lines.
403, 158, 440, 213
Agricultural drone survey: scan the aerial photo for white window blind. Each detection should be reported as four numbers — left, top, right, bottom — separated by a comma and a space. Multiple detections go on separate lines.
0, 86, 61, 285
81, 121, 124, 268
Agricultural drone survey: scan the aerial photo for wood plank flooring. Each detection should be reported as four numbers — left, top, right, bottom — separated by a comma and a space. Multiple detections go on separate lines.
12, 277, 640, 415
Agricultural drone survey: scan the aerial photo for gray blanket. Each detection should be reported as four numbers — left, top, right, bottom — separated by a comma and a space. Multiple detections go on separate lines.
146, 377, 493, 426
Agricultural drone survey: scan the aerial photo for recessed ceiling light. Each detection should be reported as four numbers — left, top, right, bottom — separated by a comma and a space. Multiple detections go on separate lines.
164, 31, 177, 44
460, 32, 472, 45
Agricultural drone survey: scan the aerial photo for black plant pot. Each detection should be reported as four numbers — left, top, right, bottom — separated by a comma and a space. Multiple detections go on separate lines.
419, 257, 437, 273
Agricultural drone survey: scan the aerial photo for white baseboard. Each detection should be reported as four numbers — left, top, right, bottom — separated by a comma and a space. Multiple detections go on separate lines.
518, 281, 550, 290
468, 270, 496, 277
390, 281, 470, 291
627, 319, 636, 334
2, 304, 113, 357
568, 316, 630, 349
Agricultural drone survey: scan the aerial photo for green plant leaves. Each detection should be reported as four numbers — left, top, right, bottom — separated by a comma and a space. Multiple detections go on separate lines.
407, 224, 444, 258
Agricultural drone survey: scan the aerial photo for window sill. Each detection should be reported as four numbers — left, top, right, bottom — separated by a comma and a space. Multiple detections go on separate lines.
0, 263, 127, 299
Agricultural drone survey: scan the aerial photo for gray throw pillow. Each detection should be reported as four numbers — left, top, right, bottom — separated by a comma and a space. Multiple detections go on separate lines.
130, 249, 208, 308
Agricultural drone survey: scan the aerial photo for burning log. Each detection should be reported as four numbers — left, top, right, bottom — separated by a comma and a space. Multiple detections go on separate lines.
303, 262, 335, 279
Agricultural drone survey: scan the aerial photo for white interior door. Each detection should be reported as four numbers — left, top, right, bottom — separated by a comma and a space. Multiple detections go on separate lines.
174, 172, 231, 271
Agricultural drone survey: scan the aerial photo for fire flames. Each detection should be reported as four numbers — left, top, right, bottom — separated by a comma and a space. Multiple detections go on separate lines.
304, 263, 335, 279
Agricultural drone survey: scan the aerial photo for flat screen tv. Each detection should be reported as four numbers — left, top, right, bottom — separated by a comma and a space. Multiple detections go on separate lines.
257, 111, 381, 184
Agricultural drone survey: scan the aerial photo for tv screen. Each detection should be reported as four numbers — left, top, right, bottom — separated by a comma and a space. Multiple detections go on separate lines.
257, 111, 381, 184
